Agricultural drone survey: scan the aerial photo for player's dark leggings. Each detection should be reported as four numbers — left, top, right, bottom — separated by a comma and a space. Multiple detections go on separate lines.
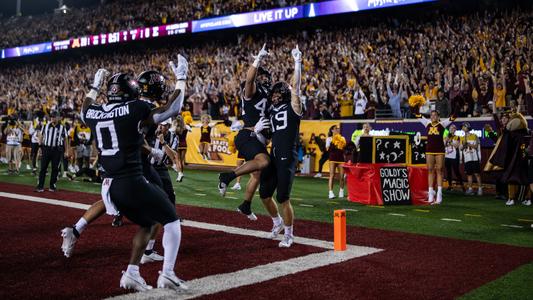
318, 152, 329, 173
445, 158, 463, 187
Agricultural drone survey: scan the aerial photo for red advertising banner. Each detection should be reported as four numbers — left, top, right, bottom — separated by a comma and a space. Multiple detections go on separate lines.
343, 163, 429, 206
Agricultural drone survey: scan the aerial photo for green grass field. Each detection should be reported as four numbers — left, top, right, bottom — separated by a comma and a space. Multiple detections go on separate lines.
1, 166, 532, 298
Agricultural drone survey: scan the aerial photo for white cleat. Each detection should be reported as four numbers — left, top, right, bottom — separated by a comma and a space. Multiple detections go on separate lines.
140, 251, 164, 264
328, 191, 335, 199
279, 235, 294, 248
176, 172, 184, 183
269, 223, 284, 239
339, 189, 344, 198
506, 199, 515, 206
522, 200, 531, 206
120, 271, 153, 292
61, 227, 78, 258
157, 271, 188, 291
314, 173, 322, 178
231, 182, 242, 190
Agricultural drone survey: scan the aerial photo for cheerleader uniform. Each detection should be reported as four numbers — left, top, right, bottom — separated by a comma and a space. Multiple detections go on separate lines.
418, 117, 452, 155
327, 135, 346, 163
200, 125, 211, 144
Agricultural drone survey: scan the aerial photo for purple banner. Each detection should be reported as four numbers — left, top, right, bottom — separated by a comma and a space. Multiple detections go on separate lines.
341, 119, 533, 148
1, 42, 52, 58
192, 5, 303, 32
52, 22, 189, 52
306, 0, 436, 17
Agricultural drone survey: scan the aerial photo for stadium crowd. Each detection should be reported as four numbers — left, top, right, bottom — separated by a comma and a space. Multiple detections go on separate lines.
1, 8, 533, 123
0, 0, 311, 49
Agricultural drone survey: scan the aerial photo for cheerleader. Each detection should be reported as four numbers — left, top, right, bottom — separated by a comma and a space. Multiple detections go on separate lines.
444, 124, 464, 191
197, 114, 214, 160
327, 125, 347, 199
461, 122, 483, 196
229, 119, 244, 191
173, 116, 191, 182
417, 111, 452, 204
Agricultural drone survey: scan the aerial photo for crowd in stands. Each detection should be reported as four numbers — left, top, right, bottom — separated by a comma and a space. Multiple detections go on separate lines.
1, 8, 533, 123
0, 0, 310, 49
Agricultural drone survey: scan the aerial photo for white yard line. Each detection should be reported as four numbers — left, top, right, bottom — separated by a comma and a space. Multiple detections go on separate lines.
388, 213, 406, 217
0, 191, 383, 300
440, 218, 462, 222
108, 247, 381, 300
500, 224, 523, 229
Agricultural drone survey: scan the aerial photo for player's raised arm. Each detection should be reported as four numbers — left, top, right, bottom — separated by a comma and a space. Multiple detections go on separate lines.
244, 43, 269, 100
147, 54, 188, 126
290, 45, 303, 115
81, 69, 109, 122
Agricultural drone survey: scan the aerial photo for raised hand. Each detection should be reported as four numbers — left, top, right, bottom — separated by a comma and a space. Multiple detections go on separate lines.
91, 68, 110, 91
169, 54, 189, 80
291, 45, 302, 63
252, 43, 269, 68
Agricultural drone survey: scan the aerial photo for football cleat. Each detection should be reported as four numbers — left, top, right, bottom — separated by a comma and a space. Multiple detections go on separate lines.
237, 202, 257, 221
314, 173, 322, 178
61, 227, 78, 258
506, 199, 515, 206
231, 182, 242, 190
35, 187, 44, 193
112, 215, 123, 227
268, 222, 284, 239
522, 200, 531, 206
157, 271, 188, 291
218, 172, 233, 197
176, 172, 184, 183
279, 235, 294, 248
120, 271, 152, 292
140, 251, 164, 264
328, 191, 335, 199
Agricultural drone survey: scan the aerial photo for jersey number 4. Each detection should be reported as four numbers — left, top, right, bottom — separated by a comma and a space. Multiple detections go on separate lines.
96, 121, 119, 156
242, 98, 267, 116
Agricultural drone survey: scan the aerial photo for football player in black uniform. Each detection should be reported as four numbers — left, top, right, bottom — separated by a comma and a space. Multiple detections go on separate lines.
73, 56, 188, 292
218, 44, 282, 229
259, 45, 303, 248
60, 61, 188, 263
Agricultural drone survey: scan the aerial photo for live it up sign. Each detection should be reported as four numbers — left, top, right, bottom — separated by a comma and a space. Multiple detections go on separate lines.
380, 167, 411, 205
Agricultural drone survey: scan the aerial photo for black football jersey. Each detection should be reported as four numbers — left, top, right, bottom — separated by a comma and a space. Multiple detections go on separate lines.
82, 100, 151, 178
269, 103, 302, 154
139, 100, 158, 166
241, 84, 270, 127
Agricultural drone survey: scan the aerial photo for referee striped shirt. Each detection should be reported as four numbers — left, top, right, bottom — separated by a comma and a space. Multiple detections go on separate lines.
151, 132, 179, 167
41, 122, 68, 147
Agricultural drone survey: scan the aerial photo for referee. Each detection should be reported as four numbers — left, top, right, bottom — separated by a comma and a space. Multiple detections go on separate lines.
35, 111, 69, 192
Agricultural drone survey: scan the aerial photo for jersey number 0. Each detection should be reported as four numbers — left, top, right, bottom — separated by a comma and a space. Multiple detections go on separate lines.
96, 121, 119, 156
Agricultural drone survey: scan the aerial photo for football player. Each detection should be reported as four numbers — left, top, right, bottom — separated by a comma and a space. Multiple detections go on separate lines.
218, 44, 281, 229
71, 55, 188, 292
259, 45, 303, 247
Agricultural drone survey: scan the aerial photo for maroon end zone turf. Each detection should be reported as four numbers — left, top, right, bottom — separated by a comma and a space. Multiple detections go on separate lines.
1, 182, 533, 299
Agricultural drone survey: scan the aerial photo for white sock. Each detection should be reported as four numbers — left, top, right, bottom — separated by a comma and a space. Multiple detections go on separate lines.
126, 264, 140, 276
162, 220, 181, 275
272, 214, 282, 226
74, 218, 88, 234
437, 186, 442, 194
284, 225, 293, 237
145, 239, 155, 252
429, 187, 435, 194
